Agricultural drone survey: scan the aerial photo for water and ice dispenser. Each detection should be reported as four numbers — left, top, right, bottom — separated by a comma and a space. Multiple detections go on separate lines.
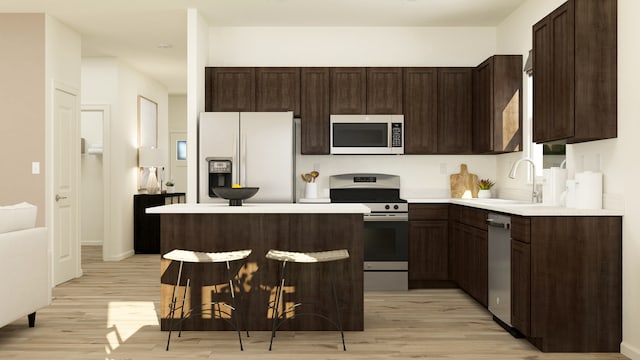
207, 158, 232, 197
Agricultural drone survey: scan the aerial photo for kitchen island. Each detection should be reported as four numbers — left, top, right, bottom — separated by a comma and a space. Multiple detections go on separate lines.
147, 203, 370, 331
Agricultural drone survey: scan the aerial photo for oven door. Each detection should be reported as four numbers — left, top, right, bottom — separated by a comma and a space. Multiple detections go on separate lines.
363, 213, 408, 261
363, 213, 408, 291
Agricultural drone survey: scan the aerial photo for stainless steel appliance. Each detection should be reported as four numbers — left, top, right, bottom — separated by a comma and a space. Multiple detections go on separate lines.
198, 112, 295, 203
330, 115, 404, 155
487, 213, 512, 327
330, 173, 408, 291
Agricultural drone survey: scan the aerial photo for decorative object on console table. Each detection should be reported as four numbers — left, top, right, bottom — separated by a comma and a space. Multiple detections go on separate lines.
450, 164, 479, 198
138, 146, 164, 194
133, 193, 185, 254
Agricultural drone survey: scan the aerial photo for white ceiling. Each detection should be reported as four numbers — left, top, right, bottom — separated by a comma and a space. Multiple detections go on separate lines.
0, 0, 526, 94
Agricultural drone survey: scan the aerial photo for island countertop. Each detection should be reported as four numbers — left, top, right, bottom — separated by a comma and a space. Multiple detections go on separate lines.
147, 202, 371, 214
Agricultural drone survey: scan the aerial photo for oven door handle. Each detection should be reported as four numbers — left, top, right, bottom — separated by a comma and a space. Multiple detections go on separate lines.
364, 213, 408, 222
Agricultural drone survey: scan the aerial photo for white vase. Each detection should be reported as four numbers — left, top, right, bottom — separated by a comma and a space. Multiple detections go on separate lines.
478, 189, 492, 199
304, 182, 318, 199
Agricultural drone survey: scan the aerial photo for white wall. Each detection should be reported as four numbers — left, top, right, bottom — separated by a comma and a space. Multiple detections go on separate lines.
497, 0, 636, 357
202, 26, 498, 199
45, 15, 82, 281
82, 57, 168, 261
186, 8, 209, 203
618, 0, 640, 357
168, 95, 187, 192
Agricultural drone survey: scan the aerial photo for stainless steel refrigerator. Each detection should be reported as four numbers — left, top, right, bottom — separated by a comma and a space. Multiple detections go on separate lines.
198, 112, 295, 203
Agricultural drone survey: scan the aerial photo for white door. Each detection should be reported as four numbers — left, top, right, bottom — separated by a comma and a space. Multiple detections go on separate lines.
169, 131, 187, 193
54, 88, 80, 285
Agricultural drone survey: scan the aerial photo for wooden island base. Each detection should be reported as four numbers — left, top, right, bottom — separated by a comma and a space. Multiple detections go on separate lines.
160, 213, 364, 331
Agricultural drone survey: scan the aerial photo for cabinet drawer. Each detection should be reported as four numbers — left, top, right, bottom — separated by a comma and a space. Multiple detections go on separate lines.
461, 206, 488, 230
409, 204, 449, 221
511, 216, 531, 243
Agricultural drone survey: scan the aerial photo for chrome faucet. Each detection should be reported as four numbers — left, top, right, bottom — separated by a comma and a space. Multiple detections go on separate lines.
508, 157, 541, 203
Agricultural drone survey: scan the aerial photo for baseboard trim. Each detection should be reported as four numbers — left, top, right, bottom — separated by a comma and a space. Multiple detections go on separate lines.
103, 249, 135, 262
81, 240, 103, 246
621, 341, 640, 359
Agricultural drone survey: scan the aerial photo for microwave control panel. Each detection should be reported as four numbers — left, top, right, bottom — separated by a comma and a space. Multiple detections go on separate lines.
391, 123, 403, 147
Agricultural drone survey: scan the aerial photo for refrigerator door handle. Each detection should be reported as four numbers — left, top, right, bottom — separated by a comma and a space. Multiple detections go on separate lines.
241, 134, 247, 186
232, 137, 238, 185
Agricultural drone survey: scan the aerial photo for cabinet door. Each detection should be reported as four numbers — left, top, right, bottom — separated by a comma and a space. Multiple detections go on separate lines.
409, 220, 449, 287
330, 67, 366, 114
448, 221, 464, 287
300, 68, 330, 154
533, 3, 573, 142
511, 239, 531, 336
467, 225, 488, 307
403, 68, 438, 154
205, 67, 255, 112
437, 68, 473, 154
256, 67, 301, 116
472, 59, 493, 153
367, 67, 403, 114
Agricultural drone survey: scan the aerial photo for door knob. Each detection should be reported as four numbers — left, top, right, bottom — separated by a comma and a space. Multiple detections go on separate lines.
55, 194, 68, 202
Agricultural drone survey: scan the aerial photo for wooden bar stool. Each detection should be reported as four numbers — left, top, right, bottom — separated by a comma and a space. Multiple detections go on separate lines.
265, 249, 350, 351
162, 248, 252, 351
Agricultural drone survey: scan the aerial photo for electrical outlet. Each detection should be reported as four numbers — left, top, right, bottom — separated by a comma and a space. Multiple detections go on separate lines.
32, 162, 40, 174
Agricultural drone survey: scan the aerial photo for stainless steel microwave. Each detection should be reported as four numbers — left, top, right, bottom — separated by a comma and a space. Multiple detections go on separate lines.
330, 114, 404, 155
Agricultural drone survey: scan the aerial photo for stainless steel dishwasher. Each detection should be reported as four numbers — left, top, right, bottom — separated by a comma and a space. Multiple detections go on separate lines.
487, 213, 512, 328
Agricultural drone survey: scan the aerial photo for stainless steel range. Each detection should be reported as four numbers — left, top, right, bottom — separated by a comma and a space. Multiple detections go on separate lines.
330, 173, 408, 291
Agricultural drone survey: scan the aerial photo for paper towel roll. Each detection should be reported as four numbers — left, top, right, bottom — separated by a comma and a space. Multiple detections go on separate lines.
575, 171, 603, 209
542, 167, 568, 206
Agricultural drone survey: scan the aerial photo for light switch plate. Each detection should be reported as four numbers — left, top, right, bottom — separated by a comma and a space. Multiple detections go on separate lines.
32, 162, 40, 174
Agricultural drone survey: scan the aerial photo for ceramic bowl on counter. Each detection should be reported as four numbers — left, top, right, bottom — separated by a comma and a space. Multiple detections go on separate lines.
212, 187, 259, 206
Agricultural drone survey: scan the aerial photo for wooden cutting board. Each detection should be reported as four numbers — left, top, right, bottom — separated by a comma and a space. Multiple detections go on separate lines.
450, 164, 479, 198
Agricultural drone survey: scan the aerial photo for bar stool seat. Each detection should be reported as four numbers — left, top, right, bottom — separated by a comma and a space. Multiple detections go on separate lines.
266, 248, 350, 351
163, 248, 252, 351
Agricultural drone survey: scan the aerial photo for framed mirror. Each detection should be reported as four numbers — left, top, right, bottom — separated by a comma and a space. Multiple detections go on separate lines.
138, 95, 157, 148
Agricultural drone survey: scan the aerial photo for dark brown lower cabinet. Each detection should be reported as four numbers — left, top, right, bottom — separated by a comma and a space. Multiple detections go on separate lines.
408, 204, 451, 288
510, 216, 621, 352
511, 238, 530, 337
448, 205, 488, 307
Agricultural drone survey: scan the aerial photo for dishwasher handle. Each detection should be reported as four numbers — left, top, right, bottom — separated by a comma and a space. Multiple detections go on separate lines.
486, 218, 511, 230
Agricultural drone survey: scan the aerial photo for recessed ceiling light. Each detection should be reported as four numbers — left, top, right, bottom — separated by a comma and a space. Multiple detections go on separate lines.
157, 43, 173, 49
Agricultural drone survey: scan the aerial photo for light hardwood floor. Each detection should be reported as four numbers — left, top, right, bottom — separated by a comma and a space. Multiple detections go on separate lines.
0, 246, 627, 359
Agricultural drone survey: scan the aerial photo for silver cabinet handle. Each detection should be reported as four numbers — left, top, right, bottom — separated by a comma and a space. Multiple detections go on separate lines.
55, 194, 68, 202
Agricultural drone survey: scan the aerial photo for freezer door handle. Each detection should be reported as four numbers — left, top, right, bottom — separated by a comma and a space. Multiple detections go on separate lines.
241, 134, 247, 186
486, 218, 510, 229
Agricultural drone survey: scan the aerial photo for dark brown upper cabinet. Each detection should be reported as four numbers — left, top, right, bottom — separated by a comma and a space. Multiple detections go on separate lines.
472, 55, 523, 154
532, 0, 617, 144
437, 68, 473, 154
300, 68, 331, 155
403, 68, 438, 154
367, 67, 403, 114
330, 67, 366, 114
205, 67, 255, 112
255, 67, 301, 116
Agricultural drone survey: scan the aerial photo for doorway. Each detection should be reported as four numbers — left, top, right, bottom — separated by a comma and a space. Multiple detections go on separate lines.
80, 105, 110, 261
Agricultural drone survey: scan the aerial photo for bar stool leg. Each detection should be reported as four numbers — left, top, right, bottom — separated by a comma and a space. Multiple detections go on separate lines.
226, 260, 244, 351
331, 265, 346, 351
166, 260, 184, 351
269, 260, 287, 351
177, 278, 190, 338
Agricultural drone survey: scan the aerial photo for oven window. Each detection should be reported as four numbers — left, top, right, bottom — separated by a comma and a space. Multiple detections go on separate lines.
333, 123, 388, 147
364, 221, 408, 261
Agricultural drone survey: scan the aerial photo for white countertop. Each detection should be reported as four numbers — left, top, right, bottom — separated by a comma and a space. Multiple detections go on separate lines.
146, 203, 371, 214
407, 198, 624, 216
